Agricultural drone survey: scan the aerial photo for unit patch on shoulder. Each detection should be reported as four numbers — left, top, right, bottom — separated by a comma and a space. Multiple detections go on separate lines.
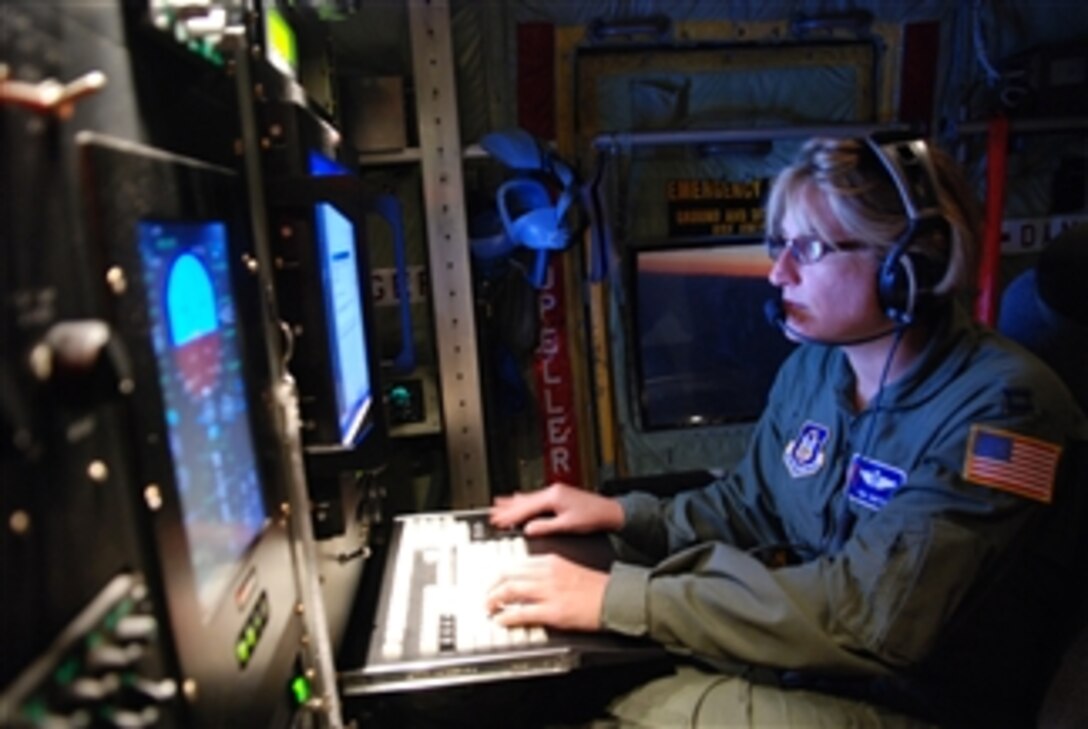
963, 424, 1061, 503
783, 421, 831, 478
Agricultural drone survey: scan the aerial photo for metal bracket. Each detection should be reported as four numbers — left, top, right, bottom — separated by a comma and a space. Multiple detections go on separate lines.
0, 65, 106, 117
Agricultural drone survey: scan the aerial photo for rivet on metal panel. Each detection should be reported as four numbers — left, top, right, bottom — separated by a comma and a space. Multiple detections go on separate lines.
106, 266, 127, 295
87, 460, 109, 483
9, 510, 30, 535
144, 484, 163, 511
28, 343, 52, 381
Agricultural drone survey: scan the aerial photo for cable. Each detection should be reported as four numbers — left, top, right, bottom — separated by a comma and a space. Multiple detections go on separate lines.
971, 0, 1002, 86
827, 325, 908, 553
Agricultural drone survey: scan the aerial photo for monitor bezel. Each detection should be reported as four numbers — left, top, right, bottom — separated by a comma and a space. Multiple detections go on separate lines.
78, 133, 302, 724
264, 135, 385, 460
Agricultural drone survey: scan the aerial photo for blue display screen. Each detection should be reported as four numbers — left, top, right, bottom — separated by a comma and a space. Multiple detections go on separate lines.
314, 202, 372, 445
308, 150, 373, 446
138, 220, 267, 615
307, 149, 347, 177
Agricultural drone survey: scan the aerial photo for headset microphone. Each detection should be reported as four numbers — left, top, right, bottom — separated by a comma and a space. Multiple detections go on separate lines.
764, 298, 900, 347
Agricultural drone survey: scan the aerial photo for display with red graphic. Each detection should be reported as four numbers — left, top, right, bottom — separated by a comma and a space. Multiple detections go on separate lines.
138, 220, 267, 615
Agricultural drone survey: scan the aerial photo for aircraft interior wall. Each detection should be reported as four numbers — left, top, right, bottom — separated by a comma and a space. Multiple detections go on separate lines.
2, 1, 1086, 727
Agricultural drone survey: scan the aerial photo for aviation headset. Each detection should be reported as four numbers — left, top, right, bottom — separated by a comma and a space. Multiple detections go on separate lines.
864, 134, 951, 326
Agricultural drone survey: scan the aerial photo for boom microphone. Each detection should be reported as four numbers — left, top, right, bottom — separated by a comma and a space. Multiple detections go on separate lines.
764, 298, 901, 346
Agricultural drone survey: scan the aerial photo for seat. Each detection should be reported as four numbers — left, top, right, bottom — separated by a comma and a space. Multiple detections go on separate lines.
997, 225, 1088, 728
998, 223, 1088, 413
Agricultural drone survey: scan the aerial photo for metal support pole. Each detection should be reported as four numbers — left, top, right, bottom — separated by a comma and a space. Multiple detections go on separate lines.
408, 0, 490, 507
228, 30, 343, 727
592, 122, 910, 151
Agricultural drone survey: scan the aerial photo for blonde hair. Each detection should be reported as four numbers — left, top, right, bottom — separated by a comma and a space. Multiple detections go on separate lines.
765, 137, 982, 298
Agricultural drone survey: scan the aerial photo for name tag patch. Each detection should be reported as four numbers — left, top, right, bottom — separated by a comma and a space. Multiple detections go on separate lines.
784, 421, 830, 478
846, 454, 906, 511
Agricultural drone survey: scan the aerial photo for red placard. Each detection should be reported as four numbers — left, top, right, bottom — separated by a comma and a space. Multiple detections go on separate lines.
533, 256, 583, 486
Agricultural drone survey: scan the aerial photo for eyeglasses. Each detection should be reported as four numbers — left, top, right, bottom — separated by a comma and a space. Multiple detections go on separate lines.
765, 234, 871, 265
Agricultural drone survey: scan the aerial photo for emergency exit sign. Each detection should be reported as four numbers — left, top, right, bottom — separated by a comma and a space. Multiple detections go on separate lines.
666, 178, 769, 237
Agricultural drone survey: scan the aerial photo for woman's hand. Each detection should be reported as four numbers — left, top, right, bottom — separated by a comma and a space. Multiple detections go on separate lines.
486, 554, 609, 632
489, 482, 625, 537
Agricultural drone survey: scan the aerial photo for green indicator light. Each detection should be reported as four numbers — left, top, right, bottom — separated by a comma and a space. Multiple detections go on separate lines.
104, 601, 129, 631
390, 385, 410, 404
22, 697, 48, 721
265, 8, 298, 77
291, 675, 312, 705
53, 656, 80, 685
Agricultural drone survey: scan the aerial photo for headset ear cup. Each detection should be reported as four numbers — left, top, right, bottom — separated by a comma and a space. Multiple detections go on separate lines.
878, 251, 917, 325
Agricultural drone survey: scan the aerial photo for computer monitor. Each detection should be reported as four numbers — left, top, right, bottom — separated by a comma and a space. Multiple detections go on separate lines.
630, 240, 797, 430
309, 152, 376, 448
79, 133, 304, 725
270, 149, 379, 454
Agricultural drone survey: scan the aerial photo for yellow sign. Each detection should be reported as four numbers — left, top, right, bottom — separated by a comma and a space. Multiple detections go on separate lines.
666, 178, 768, 237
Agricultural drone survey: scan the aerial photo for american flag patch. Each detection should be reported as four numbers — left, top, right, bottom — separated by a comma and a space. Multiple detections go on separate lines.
963, 425, 1061, 503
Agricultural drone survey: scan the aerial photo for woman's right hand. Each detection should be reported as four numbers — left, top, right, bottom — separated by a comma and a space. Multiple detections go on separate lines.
489, 482, 625, 537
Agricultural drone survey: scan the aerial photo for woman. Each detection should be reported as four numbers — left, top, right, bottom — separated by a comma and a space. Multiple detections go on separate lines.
486, 136, 1088, 728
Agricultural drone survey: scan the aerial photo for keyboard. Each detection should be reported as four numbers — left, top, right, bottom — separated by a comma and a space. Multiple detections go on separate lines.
342, 509, 665, 696
378, 512, 547, 661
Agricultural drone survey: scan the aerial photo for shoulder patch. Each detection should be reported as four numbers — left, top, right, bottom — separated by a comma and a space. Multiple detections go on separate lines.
963, 425, 1061, 503
783, 421, 831, 478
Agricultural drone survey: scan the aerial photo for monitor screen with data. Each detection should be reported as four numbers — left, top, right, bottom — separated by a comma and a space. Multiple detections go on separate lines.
137, 219, 267, 615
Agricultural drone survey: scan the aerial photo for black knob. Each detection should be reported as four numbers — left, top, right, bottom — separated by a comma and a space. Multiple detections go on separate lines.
31, 320, 134, 408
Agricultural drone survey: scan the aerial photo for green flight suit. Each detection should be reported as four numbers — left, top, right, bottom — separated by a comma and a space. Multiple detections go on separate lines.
599, 304, 1088, 728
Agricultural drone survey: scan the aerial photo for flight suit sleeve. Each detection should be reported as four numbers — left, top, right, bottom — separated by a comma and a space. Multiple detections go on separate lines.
613, 411, 790, 563
601, 371, 1086, 675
